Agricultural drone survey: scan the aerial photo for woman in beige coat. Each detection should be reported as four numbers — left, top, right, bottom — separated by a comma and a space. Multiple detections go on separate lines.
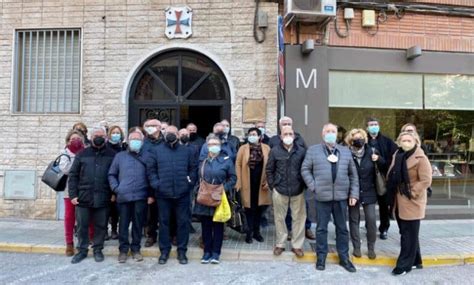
235, 128, 271, 244
387, 131, 432, 276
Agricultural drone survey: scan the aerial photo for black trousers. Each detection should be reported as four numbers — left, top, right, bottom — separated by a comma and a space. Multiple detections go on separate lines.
201, 215, 224, 255
108, 201, 119, 232
118, 200, 147, 254
246, 163, 263, 235
395, 213, 422, 270
76, 206, 109, 254
157, 195, 191, 254
146, 200, 158, 240
377, 194, 391, 233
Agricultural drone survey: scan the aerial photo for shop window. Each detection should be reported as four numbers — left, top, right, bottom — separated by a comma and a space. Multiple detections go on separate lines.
329, 71, 423, 109
425, 75, 474, 110
13, 29, 81, 113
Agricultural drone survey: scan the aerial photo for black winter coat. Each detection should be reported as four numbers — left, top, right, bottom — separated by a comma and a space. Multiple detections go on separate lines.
352, 145, 386, 205
266, 143, 306, 197
147, 142, 198, 199
368, 133, 397, 175
68, 146, 116, 208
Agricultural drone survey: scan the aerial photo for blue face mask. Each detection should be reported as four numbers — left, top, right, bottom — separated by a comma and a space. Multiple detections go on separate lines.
110, 134, 121, 144
208, 145, 221, 155
258, 127, 266, 135
129, 140, 143, 152
324, 133, 337, 145
368, 125, 380, 135
248, 135, 259, 144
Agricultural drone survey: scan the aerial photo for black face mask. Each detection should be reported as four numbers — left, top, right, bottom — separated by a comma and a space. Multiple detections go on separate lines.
166, 133, 178, 144
180, 136, 190, 144
215, 132, 225, 140
93, 137, 105, 147
189, 133, 198, 141
352, 139, 365, 148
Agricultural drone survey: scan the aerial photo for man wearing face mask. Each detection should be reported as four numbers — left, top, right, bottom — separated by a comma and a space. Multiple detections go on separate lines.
301, 123, 359, 272
366, 117, 398, 240
266, 126, 307, 257
268, 116, 307, 149
147, 125, 197, 265
186, 123, 205, 149
108, 130, 152, 263
141, 119, 163, 247
199, 122, 237, 163
221, 119, 241, 153
68, 127, 116, 264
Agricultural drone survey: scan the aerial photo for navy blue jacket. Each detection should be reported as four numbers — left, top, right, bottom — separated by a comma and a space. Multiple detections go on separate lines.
147, 142, 197, 199
108, 150, 151, 203
199, 141, 236, 163
68, 146, 115, 208
193, 155, 237, 217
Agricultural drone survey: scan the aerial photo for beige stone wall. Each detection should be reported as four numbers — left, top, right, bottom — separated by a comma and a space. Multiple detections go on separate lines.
0, 0, 278, 219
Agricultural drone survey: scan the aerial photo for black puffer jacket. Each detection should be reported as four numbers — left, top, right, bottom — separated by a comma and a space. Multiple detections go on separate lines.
352, 145, 386, 205
266, 142, 306, 197
68, 146, 116, 208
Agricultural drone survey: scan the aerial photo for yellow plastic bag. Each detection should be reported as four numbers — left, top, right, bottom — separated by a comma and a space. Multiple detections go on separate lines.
213, 191, 231, 223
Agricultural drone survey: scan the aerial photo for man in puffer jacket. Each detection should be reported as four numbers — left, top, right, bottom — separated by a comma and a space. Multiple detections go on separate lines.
108, 129, 153, 264
301, 123, 359, 273
266, 126, 307, 258
68, 127, 116, 264
147, 125, 197, 265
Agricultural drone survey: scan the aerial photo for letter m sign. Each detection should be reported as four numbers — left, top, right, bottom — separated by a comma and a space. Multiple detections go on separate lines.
296, 68, 317, 89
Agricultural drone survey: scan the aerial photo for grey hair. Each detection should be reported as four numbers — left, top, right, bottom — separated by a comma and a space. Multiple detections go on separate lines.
128, 130, 144, 140
206, 133, 222, 144
91, 126, 107, 138
279, 116, 293, 124
322, 123, 338, 132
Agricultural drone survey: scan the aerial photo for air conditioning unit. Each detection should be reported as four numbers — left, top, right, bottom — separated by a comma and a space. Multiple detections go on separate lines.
284, 0, 337, 24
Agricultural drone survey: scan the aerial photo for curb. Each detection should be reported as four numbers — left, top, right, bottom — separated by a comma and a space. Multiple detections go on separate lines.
0, 242, 472, 267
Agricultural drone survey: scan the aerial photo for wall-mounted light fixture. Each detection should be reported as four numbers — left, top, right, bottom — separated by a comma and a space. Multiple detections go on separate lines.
406, 45, 422, 60
301, 39, 314, 54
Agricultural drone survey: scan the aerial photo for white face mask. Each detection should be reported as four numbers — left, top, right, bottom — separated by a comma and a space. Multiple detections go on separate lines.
224, 127, 230, 135
145, 127, 157, 135
283, 136, 294, 146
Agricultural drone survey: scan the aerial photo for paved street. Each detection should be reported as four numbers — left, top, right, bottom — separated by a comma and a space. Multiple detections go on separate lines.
0, 252, 472, 285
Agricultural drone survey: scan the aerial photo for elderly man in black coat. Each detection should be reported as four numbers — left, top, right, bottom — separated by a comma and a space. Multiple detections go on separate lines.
68, 126, 116, 264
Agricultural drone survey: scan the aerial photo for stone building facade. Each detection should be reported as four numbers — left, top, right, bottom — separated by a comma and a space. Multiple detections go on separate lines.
0, 0, 279, 219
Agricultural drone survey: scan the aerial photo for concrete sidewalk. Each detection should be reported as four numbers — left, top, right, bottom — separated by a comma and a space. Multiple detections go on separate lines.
0, 218, 472, 267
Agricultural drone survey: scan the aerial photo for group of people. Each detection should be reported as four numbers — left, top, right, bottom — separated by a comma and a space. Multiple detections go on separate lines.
58, 116, 432, 276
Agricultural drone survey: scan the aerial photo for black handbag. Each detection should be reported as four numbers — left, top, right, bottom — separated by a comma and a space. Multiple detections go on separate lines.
226, 188, 249, 234
41, 154, 70, 192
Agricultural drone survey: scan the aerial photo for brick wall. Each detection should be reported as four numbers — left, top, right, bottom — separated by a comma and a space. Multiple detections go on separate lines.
285, 8, 474, 53
0, 0, 278, 219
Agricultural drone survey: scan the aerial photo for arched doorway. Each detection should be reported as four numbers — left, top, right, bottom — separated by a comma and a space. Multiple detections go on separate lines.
128, 49, 231, 137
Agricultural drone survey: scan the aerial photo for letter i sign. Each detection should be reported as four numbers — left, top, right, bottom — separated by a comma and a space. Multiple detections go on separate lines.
165, 6, 193, 39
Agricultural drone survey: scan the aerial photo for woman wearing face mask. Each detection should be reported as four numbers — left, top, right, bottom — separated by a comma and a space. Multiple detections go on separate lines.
387, 132, 432, 276
345, 129, 385, 260
59, 130, 94, 256
107, 126, 127, 153
72, 122, 90, 146
194, 134, 237, 264
235, 128, 271, 244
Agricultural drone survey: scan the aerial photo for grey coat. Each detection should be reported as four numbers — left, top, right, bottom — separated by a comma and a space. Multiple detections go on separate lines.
301, 143, 359, 202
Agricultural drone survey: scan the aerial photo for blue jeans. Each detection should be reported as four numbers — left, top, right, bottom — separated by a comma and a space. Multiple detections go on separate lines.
315, 200, 350, 261
118, 200, 147, 253
157, 194, 191, 254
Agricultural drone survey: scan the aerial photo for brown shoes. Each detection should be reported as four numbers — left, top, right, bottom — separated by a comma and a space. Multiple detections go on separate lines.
66, 243, 75, 256
144, 237, 156, 247
273, 247, 285, 256
305, 229, 316, 240
291, 248, 304, 257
